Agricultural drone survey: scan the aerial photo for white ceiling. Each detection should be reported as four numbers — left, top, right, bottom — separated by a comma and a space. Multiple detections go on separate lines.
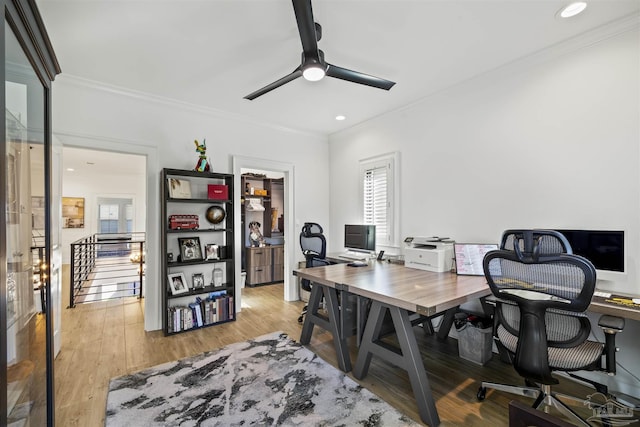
63, 146, 145, 177
38, 0, 639, 136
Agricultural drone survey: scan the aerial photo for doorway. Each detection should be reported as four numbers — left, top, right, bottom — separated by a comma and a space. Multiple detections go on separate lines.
61, 148, 147, 305
61, 148, 146, 255
241, 169, 285, 288
232, 156, 297, 311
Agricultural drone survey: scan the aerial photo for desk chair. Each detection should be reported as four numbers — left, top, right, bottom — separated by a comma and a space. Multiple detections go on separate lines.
298, 222, 331, 323
477, 229, 624, 426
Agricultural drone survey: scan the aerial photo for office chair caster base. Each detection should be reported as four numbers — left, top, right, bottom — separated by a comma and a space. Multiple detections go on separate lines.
298, 306, 308, 323
478, 381, 541, 400
477, 386, 487, 401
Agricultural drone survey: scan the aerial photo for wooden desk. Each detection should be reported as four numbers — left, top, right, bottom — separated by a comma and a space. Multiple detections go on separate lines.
589, 295, 640, 322
324, 252, 357, 264
294, 261, 490, 427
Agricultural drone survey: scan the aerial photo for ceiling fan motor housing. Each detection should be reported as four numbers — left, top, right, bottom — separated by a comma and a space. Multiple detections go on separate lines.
243, 0, 395, 100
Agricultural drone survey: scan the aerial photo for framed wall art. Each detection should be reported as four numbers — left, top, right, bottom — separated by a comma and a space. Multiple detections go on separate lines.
62, 197, 85, 228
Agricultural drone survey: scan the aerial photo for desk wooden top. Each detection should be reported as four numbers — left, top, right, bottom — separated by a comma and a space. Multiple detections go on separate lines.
589, 296, 640, 322
294, 261, 491, 316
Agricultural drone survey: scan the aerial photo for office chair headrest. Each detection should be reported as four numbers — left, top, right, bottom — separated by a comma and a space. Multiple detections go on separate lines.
300, 222, 327, 263
500, 229, 572, 263
301, 222, 323, 237
486, 228, 595, 312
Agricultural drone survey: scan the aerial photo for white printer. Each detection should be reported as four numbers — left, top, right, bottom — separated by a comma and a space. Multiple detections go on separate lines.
404, 237, 454, 272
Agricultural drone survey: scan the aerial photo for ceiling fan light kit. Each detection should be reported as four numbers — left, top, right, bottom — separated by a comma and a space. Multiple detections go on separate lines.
302, 65, 325, 81
244, 0, 395, 100
301, 52, 326, 81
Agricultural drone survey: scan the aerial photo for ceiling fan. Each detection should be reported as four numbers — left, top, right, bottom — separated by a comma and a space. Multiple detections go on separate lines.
244, 0, 396, 100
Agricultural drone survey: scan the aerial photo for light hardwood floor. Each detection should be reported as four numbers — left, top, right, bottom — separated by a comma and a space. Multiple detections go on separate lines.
55, 268, 597, 426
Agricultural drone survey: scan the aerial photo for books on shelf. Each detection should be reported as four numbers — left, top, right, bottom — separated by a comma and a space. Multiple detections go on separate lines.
167, 291, 234, 333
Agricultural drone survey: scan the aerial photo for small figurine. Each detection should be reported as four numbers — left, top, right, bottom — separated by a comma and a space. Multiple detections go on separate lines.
193, 139, 210, 172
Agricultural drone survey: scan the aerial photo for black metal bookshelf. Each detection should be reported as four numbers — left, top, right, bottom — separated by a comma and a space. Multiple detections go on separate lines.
160, 168, 235, 335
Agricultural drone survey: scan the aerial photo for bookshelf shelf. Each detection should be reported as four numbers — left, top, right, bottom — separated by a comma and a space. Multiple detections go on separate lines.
166, 282, 232, 300
161, 168, 236, 335
166, 228, 231, 234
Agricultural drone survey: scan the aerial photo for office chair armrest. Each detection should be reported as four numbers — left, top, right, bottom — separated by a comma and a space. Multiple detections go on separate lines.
310, 258, 331, 267
300, 258, 333, 292
598, 314, 625, 332
598, 314, 625, 375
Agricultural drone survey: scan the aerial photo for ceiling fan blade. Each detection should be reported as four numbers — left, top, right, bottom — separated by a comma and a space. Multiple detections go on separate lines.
292, 0, 319, 57
244, 68, 303, 100
326, 63, 395, 90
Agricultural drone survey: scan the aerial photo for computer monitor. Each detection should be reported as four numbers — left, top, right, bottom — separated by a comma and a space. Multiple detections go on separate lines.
344, 224, 376, 254
555, 229, 625, 281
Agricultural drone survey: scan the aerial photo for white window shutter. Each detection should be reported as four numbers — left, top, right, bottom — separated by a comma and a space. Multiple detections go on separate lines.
363, 164, 389, 245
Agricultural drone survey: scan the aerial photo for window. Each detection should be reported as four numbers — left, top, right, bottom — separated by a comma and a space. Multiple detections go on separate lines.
97, 198, 133, 234
126, 204, 133, 232
99, 204, 119, 233
360, 152, 398, 248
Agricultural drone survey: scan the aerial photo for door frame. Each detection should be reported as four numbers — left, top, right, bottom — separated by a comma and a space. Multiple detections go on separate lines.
55, 135, 159, 330
232, 156, 296, 310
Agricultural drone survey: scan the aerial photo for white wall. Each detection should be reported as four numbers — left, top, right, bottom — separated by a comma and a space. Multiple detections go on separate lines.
329, 26, 640, 397
61, 166, 146, 264
329, 27, 639, 294
52, 77, 330, 331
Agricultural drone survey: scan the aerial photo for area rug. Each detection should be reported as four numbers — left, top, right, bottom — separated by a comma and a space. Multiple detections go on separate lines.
106, 331, 419, 426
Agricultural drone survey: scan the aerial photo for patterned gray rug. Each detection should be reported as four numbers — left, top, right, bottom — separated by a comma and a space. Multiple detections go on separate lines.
106, 331, 419, 426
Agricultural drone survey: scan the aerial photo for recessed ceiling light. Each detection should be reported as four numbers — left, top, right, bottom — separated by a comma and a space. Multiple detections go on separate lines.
335, 115, 346, 121
66, 168, 74, 172
558, 2, 587, 18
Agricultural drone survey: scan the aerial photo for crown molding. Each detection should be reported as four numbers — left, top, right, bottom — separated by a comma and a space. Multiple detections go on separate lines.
55, 74, 326, 140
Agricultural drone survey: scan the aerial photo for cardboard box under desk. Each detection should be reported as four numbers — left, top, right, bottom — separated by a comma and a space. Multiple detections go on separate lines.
208, 184, 228, 200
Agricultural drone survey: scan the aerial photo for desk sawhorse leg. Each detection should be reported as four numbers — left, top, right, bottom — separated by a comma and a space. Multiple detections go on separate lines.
353, 300, 440, 427
299, 283, 352, 372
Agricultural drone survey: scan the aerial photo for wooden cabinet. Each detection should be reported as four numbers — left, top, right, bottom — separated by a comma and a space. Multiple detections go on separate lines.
245, 245, 284, 286
246, 246, 271, 285
273, 245, 285, 282
160, 168, 235, 335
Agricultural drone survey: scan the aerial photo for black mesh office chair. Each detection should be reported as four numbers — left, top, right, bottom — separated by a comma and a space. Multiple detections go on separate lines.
298, 222, 331, 323
477, 229, 625, 426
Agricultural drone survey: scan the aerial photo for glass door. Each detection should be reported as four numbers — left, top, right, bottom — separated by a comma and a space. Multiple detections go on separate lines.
4, 22, 48, 426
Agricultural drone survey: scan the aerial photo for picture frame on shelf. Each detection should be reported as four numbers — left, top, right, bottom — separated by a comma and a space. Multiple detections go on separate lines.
168, 272, 188, 295
168, 178, 192, 199
178, 237, 203, 262
205, 243, 220, 260
192, 273, 205, 289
